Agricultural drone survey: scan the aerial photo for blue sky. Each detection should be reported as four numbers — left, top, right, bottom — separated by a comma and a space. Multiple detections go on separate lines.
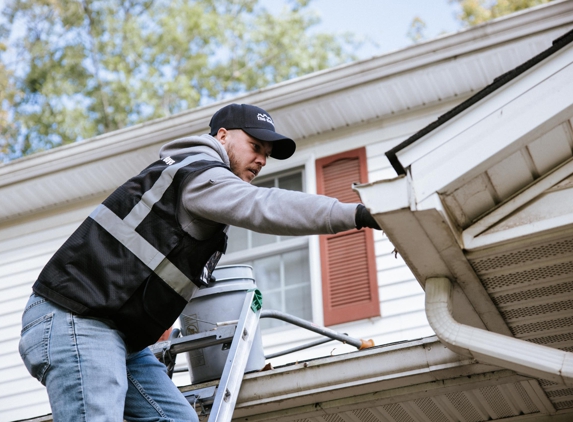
265, 0, 464, 59
0, 0, 464, 59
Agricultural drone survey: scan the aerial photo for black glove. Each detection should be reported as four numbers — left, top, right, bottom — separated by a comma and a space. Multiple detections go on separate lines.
355, 204, 381, 230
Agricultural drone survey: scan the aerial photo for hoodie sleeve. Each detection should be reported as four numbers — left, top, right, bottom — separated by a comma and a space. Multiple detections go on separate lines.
181, 166, 358, 236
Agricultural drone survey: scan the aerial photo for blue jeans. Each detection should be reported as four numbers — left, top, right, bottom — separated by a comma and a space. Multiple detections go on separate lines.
18, 293, 198, 422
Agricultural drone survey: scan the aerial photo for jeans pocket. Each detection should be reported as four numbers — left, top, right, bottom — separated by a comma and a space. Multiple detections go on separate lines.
19, 312, 54, 384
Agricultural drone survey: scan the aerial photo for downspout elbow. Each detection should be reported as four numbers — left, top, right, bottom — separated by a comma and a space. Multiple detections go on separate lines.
425, 277, 573, 387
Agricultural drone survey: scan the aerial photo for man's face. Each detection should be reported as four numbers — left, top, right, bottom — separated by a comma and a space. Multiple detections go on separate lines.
217, 129, 272, 183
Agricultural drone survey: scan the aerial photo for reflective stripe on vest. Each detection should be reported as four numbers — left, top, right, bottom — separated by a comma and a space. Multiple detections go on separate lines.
89, 153, 214, 301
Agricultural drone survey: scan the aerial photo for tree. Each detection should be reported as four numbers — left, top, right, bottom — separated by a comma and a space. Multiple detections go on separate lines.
406, 16, 427, 44
0, 0, 359, 161
449, 0, 553, 26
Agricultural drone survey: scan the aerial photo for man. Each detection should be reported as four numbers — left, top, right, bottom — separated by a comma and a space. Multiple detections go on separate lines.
19, 103, 381, 422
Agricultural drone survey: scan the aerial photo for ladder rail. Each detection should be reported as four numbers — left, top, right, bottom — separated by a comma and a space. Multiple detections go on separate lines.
208, 289, 262, 422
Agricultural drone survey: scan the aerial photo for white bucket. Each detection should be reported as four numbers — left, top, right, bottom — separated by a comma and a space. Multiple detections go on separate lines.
179, 265, 265, 384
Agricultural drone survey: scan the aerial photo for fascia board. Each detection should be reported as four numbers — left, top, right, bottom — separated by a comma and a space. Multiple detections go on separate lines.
2, 0, 572, 187
407, 46, 573, 202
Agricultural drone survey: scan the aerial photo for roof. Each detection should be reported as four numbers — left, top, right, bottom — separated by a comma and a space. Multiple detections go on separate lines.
19, 336, 570, 422
386, 28, 573, 176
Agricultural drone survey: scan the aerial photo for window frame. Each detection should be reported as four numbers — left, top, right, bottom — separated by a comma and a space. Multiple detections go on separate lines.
217, 166, 318, 331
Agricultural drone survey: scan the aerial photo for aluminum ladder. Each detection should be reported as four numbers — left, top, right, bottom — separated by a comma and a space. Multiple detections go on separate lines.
149, 288, 262, 422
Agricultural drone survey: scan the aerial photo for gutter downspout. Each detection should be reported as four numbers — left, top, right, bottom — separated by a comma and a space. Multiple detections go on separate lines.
425, 277, 573, 387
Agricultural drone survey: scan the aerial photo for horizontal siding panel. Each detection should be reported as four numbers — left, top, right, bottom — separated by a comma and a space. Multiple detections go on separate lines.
1, 364, 31, 386
369, 168, 399, 181
0, 218, 81, 254
0, 237, 66, 267
375, 237, 398, 255
0, 368, 44, 396
0, 322, 21, 343
0, 253, 51, 279
0, 283, 35, 306
370, 310, 430, 336
0, 204, 92, 421
377, 266, 418, 286
381, 294, 426, 317
0, 308, 23, 330
0, 269, 42, 291
379, 280, 424, 302
0, 386, 50, 419
366, 136, 407, 158
0, 349, 24, 372
376, 252, 407, 271
366, 155, 393, 173
2, 404, 51, 422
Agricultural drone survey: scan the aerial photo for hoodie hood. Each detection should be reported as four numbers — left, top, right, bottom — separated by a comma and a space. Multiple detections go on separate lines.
159, 134, 230, 167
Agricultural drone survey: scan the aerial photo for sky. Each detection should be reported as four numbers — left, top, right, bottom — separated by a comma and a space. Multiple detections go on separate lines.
264, 0, 465, 59
0, 0, 464, 61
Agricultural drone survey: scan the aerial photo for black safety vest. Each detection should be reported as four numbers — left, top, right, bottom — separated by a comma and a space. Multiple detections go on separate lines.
33, 153, 231, 350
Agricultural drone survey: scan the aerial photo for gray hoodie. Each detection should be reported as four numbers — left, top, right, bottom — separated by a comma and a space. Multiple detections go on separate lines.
159, 135, 358, 241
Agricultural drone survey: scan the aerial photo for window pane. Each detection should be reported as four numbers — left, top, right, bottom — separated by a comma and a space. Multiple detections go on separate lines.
279, 173, 303, 192
285, 284, 312, 322
257, 179, 275, 189
283, 249, 312, 322
253, 255, 281, 291
260, 291, 283, 330
252, 231, 276, 248
226, 225, 248, 254
284, 249, 310, 287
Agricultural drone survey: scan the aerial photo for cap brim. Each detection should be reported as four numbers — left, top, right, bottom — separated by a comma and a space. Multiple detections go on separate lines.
243, 128, 296, 160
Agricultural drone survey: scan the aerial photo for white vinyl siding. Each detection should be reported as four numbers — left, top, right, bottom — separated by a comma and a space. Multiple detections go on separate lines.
0, 202, 100, 422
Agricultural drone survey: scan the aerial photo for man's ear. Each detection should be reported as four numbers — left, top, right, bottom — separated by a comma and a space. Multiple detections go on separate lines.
216, 128, 228, 145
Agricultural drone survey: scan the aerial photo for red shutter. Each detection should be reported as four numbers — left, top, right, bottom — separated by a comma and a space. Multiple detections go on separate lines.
316, 148, 380, 326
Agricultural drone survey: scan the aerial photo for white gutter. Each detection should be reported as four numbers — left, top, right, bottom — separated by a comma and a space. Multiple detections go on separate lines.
425, 276, 573, 387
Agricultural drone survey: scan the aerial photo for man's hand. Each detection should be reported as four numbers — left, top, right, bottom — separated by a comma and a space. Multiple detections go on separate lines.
157, 327, 173, 342
355, 204, 381, 230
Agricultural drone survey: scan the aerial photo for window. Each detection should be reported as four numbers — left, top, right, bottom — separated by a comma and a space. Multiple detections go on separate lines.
220, 170, 312, 330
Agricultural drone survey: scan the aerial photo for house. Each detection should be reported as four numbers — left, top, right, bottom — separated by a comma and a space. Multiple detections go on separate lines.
1, 1, 573, 421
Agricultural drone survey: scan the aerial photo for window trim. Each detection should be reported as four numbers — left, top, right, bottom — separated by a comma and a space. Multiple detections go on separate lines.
218, 236, 309, 265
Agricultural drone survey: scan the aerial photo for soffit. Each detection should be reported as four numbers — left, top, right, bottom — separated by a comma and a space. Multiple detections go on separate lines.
0, 3, 572, 224
465, 227, 573, 412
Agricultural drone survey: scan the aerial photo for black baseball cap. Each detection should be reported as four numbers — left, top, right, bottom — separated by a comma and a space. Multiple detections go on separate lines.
209, 103, 296, 160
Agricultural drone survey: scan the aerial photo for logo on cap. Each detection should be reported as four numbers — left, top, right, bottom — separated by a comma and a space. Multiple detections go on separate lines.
257, 113, 274, 127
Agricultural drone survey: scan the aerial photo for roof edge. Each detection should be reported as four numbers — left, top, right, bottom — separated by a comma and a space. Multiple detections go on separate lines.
385, 28, 573, 176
